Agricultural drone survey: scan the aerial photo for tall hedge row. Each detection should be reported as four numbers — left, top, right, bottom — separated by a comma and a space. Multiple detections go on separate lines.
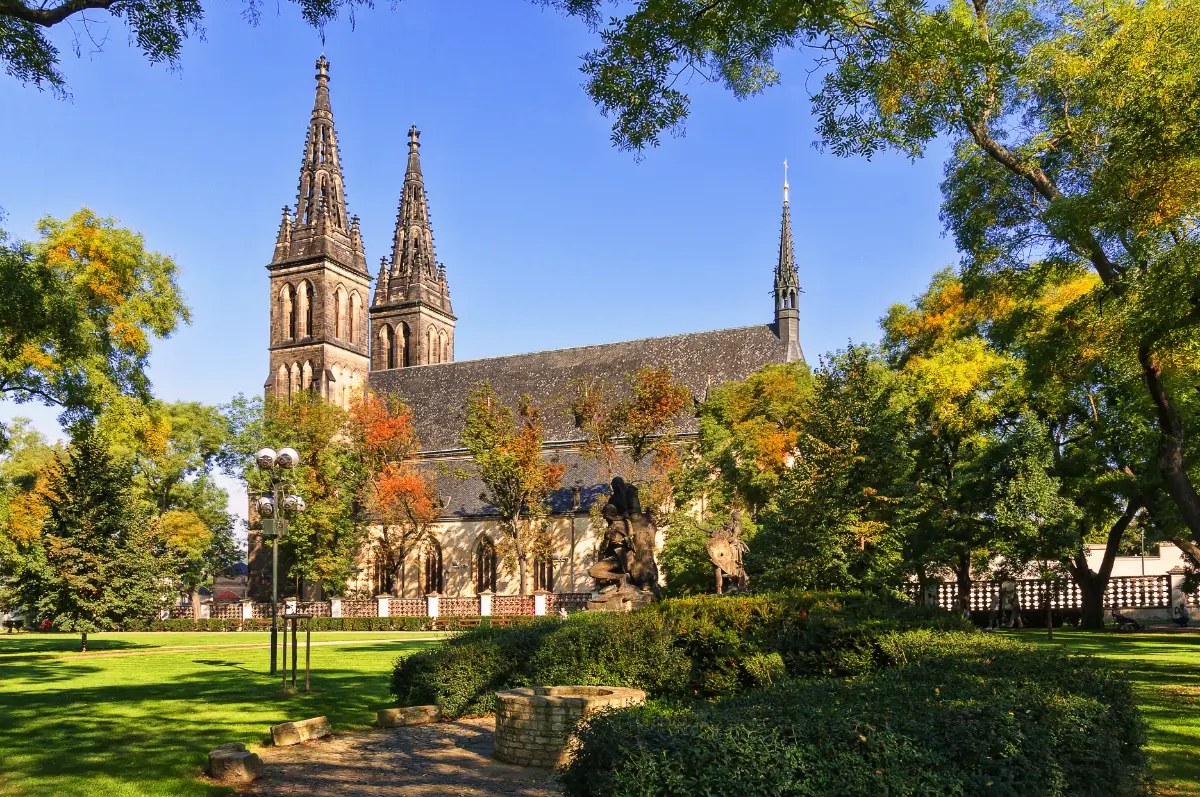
561, 632, 1149, 797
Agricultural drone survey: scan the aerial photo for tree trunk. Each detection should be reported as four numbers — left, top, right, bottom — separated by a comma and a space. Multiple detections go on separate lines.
191, 588, 201, 621
80, 632, 87, 653
517, 555, 528, 596
955, 552, 971, 613
1139, 346, 1200, 538
1069, 500, 1141, 630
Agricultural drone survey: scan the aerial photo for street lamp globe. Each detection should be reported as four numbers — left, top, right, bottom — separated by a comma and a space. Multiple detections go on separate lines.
283, 494, 307, 513
276, 447, 300, 469
255, 448, 278, 470
256, 495, 277, 518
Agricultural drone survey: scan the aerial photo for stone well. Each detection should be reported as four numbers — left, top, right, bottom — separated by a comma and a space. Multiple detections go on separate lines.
493, 686, 645, 768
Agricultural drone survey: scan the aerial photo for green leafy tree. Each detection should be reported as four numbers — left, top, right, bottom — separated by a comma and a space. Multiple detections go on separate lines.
752, 345, 912, 591
10, 422, 168, 651
461, 383, 565, 595
553, 0, 1200, 545
0, 209, 189, 447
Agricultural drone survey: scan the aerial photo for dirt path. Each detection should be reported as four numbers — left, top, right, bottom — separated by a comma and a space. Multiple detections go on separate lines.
243, 717, 560, 797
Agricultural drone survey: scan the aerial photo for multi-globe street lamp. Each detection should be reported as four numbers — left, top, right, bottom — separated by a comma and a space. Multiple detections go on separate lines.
254, 446, 306, 676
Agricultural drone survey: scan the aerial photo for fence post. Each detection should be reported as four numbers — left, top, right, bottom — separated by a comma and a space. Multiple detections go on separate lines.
376, 595, 390, 618
479, 592, 492, 617
1168, 567, 1186, 609
199, 600, 212, 620
427, 593, 440, 619
241, 599, 254, 621
330, 596, 342, 618
533, 591, 548, 616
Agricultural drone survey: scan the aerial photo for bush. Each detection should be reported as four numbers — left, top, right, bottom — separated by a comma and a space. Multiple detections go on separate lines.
389, 591, 968, 714
562, 632, 1149, 797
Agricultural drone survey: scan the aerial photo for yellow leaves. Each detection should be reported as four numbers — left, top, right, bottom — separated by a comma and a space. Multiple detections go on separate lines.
155, 509, 211, 556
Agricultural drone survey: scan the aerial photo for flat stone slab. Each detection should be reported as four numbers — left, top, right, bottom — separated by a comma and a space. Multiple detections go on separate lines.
243, 717, 557, 796
207, 742, 263, 783
271, 716, 331, 747
378, 704, 441, 727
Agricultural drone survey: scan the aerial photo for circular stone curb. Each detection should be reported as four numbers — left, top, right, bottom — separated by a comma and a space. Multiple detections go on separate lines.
493, 686, 645, 768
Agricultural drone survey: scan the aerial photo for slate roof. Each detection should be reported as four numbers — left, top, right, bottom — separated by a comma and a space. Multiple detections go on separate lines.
368, 324, 798, 453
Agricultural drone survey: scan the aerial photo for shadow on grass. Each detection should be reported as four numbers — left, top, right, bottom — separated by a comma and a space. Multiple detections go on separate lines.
0, 636, 145, 656
0, 642, 431, 797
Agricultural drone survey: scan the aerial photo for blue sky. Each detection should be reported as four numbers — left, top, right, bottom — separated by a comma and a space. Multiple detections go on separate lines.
1, 0, 958, 508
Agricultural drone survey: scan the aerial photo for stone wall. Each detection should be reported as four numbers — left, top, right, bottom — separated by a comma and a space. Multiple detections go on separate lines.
493, 686, 645, 768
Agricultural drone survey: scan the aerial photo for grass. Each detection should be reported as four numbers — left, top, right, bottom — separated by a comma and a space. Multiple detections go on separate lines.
0, 631, 439, 797
1009, 628, 1200, 796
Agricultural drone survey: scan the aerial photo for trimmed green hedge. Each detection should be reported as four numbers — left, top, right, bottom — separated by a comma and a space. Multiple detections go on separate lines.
562, 631, 1150, 797
390, 591, 967, 716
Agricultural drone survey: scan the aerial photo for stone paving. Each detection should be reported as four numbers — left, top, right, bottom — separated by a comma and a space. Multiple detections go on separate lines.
243, 717, 560, 796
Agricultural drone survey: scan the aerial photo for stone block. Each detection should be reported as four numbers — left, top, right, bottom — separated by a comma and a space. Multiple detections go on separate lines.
377, 705, 441, 727
270, 716, 331, 746
207, 743, 263, 783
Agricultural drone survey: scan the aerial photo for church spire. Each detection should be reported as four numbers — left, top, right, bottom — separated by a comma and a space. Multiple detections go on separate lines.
774, 160, 801, 360
386, 125, 452, 313
272, 56, 367, 273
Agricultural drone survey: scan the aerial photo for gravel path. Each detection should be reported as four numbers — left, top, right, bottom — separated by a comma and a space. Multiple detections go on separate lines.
243, 717, 561, 797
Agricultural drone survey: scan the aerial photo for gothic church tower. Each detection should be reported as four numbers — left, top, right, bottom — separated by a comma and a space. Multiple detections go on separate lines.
266, 57, 372, 407
774, 161, 802, 362
369, 126, 455, 370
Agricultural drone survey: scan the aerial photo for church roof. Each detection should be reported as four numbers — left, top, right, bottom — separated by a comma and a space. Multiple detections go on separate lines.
368, 323, 797, 453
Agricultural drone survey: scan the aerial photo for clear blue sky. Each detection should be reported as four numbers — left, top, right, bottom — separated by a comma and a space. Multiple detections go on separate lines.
0, 1, 957, 441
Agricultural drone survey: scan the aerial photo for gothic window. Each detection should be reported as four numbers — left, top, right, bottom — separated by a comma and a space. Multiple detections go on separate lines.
276, 364, 288, 398
422, 540, 444, 595
401, 323, 412, 367
380, 325, 394, 370
302, 361, 313, 391
438, 330, 447, 363
280, 284, 296, 341
349, 292, 361, 344
290, 363, 301, 399
373, 545, 393, 596
426, 327, 436, 364
475, 538, 497, 594
333, 286, 346, 340
298, 281, 313, 338
533, 555, 554, 592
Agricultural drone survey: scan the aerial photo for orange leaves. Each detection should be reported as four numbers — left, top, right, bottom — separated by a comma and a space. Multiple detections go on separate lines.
624, 366, 691, 440
349, 391, 420, 467
370, 462, 439, 527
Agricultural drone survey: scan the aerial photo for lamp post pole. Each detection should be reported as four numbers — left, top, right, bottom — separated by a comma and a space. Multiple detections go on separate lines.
255, 447, 304, 678
270, 478, 280, 675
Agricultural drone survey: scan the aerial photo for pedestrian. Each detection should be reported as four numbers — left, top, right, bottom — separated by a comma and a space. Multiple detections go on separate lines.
1173, 603, 1190, 628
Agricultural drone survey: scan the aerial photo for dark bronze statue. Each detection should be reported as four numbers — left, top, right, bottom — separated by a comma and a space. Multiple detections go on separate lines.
587, 478, 662, 611
705, 510, 748, 594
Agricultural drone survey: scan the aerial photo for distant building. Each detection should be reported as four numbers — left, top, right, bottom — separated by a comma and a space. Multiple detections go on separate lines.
249, 58, 804, 599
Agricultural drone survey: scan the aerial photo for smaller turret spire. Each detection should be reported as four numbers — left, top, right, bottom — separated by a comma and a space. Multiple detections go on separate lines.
774, 160, 801, 361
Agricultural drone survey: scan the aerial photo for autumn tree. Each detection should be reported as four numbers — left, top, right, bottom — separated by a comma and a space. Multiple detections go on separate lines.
552, 0, 1200, 546
461, 383, 565, 595
568, 365, 691, 519
0, 210, 189, 448
8, 422, 168, 651
348, 391, 438, 597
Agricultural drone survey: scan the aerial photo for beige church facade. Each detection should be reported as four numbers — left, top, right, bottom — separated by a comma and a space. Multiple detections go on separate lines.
250, 58, 804, 600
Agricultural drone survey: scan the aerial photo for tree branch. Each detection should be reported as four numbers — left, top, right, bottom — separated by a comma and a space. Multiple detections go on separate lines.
0, 0, 120, 27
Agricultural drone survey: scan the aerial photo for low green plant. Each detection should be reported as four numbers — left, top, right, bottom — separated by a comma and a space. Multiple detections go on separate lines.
562, 632, 1149, 797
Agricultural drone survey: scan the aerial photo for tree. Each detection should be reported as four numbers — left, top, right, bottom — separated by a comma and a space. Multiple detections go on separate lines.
0, 209, 189, 447
348, 392, 438, 597
554, 0, 1200, 545
2, 0, 373, 94
9, 422, 167, 651
461, 384, 565, 595
568, 365, 691, 521
752, 345, 912, 591
0, 419, 59, 612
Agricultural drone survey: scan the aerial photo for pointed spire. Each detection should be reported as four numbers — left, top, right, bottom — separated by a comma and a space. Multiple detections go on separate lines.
775, 160, 801, 360
272, 56, 367, 274
374, 256, 390, 306
385, 125, 451, 313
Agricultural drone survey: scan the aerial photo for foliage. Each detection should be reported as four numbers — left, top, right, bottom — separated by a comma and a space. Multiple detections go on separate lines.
752, 346, 912, 592
658, 512, 753, 597
460, 383, 565, 594
1, 0, 375, 95
7, 422, 168, 649
390, 591, 968, 716
562, 632, 1149, 797
0, 210, 188, 443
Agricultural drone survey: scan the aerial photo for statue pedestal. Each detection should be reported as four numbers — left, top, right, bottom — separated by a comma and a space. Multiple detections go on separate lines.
587, 583, 655, 612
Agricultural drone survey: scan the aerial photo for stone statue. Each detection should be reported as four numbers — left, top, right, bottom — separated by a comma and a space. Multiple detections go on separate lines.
705, 511, 749, 594
587, 478, 662, 611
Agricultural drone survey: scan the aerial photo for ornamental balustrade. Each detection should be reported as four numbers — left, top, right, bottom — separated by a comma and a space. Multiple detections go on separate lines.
908, 575, 1178, 611
211, 602, 243, 620
438, 597, 480, 617
391, 598, 426, 617
494, 595, 536, 616
341, 600, 377, 618
296, 601, 331, 617
547, 593, 590, 613
188, 592, 591, 624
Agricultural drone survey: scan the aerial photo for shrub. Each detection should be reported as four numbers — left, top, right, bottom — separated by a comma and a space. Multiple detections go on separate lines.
561, 632, 1149, 797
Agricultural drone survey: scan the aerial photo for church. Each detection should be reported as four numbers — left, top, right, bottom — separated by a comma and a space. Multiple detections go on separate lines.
254, 57, 804, 600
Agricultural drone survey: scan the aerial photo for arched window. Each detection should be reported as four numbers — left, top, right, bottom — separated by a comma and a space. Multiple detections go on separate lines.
475, 537, 497, 594
401, 323, 412, 367
422, 540, 444, 595
533, 555, 554, 592
276, 364, 288, 398
349, 291, 361, 344
426, 327, 436, 364
373, 545, 393, 596
380, 325, 394, 370
333, 286, 346, 340
302, 361, 313, 391
299, 281, 314, 338
290, 363, 301, 400
280, 284, 296, 341
438, 330, 447, 364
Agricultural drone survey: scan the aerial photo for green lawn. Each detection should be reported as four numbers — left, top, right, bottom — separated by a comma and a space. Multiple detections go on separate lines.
0, 631, 438, 797
1009, 629, 1200, 796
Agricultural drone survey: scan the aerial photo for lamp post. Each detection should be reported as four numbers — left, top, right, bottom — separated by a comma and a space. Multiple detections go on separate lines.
255, 446, 306, 676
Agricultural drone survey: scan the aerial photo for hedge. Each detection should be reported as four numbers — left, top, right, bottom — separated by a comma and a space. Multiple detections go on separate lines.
561, 631, 1150, 797
390, 591, 969, 716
